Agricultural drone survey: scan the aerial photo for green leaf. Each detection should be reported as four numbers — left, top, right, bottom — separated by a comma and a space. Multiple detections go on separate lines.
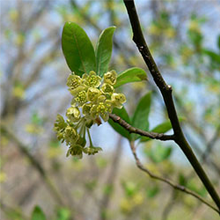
146, 185, 160, 198
95, 26, 116, 77
146, 145, 172, 163
114, 67, 147, 88
178, 172, 187, 186
56, 208, 71, 220
122, 181, 138, 197
131, 92, 151, 140
187, 179, 207, 197
140, 117, 185, 142
108, 107, 131, 140
217, 35, 220, 50
203, 49, 220, 63
61, 22, 96, 76
31, 206, 46, 220
140, 121, 172, 142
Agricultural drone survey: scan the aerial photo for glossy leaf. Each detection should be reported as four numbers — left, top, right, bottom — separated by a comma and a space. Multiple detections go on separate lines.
131, 92, 151, 140
31, 206, 46, 220
108, 107, 131, 140
62, 22, 96, 76
114, 67, 148, 88
95, 26, 116, 77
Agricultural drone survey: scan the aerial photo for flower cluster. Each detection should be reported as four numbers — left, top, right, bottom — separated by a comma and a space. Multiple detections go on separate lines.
54, 71, 126, 159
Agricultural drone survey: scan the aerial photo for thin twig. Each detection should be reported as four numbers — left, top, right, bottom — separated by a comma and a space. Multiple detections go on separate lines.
201, 125, 220, 163
109, 113, 174, 141
129, 141, 220, 214
161, 190, 177, 220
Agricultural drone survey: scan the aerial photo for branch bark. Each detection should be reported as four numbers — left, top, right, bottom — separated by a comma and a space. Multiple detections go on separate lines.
123, 0, 220, 213
129, 141, 220, 214
109, 113, 174, 141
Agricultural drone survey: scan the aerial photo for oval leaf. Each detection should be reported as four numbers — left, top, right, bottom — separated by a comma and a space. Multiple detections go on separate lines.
108, 107, 131, 140
131, 92, 151, 140
140, 121, 172, 142
95, 26, 116, 77
62, 22, 96, 76
31, 206, 46, 220
140, 117, 184, 142
114, 67, 147, 88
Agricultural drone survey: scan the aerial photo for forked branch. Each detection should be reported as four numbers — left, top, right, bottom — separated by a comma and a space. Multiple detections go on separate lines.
122, 0, 220, 213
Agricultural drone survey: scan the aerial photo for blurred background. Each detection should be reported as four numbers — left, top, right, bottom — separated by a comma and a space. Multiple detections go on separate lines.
0, 0, 220, 219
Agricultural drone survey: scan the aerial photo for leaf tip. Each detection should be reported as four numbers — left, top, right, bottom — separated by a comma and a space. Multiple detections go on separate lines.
138, 74, 148, 81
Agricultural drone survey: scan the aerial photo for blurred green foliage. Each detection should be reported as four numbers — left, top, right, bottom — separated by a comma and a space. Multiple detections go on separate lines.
1, 0, 219, 220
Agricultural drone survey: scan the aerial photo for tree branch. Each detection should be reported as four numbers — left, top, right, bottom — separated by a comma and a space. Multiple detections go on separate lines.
129, 141, 220, 214
123, 0, 220, 212
109, 113, 174, 141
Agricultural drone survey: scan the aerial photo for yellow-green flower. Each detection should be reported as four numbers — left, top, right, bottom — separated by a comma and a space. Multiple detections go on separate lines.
54, 69, 127, 159
54, 114, 67, 132
100, 83, 114, 94
87, 87, 101, 102
64, 126, 79, 145
91, 100, 112, 121
66, 107, 81, 122
66, 145, 83, 159
72, 90, 88, 106
69, 85, 86, 96
67, 74, 82, 90
83, 146, 102, 155
104, 70, 117, 85
111, 93, 126, 109
83, 71, 101, 88
82, 103, 92, 118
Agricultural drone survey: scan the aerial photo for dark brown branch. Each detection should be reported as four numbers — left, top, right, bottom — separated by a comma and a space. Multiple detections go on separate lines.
123, 0, 220, 213
109, 113, 174, 141
129, 141, 220, 214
